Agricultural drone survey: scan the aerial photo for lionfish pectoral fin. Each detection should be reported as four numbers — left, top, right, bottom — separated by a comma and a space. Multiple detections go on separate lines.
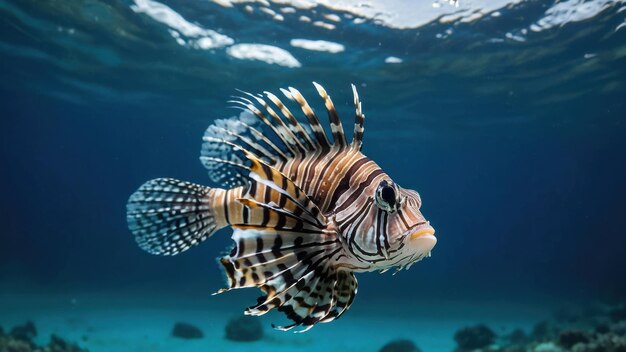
217, 154, 358, 331
218, 225, 358, 331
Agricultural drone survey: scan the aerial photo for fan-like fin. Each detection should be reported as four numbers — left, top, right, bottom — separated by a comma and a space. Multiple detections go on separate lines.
200, 112, 285, 188
215, 153, 357, 331
244, 152, 325, 226
320, 270, 358, 323
273, 267, 357, 332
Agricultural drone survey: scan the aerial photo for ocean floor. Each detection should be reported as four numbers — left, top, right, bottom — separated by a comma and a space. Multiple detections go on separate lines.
0, 285, 553, 352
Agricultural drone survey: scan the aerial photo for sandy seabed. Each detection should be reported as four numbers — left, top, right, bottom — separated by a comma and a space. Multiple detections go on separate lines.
0, 287, 550, 352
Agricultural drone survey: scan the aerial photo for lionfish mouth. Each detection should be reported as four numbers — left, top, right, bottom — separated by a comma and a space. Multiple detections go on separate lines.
387, 222, 436, 274
408, 222, 436, 241
403, 222, 436, 262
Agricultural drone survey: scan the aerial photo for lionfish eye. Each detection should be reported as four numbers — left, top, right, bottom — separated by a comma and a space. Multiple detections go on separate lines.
381, 186, 396, 205
376, 181, 397, 211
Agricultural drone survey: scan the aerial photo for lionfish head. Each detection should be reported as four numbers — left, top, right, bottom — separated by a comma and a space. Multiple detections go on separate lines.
361, 178, 437, 271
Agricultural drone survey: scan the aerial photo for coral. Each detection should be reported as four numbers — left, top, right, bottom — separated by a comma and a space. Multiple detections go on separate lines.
557, 329, 590, 349
46, 334, 89, 352
171, 322, 204, 339
225, 316, 263, 342
1, 337, 33, 352
570, 333, 626, 352
378, 339, 422, 352
533, 342, 563, 352
10, 321, 37, 342
498, 347, 527, 352
506, 328, 529, 345
532, 321, 559, 342
454, 324, 496, 351
486, 302, 626, 352
0, 322, 88, 352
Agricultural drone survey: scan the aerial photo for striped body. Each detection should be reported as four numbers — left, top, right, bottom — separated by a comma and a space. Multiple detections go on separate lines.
127, 83, 437, 331
210, 148, 429, 272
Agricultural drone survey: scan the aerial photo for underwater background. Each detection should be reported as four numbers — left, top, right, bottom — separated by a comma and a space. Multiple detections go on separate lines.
1, 0, 626, 351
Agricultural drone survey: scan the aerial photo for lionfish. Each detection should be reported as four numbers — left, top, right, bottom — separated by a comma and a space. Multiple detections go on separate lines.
126, 83, 437, 331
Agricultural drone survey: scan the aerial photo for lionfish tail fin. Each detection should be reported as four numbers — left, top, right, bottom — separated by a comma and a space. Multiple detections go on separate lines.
126, 178, 223, 255
216, 154, 358, 331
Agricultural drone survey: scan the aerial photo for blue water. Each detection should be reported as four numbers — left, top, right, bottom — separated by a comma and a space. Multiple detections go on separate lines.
1, 0, 626, 351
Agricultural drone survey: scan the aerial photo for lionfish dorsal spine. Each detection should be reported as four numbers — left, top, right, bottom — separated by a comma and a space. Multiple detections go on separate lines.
203, 127, 279, 164
199, 155, 250, 172
263, 91, 316, 152
312, 81, 347, 148
240, 90, 307, 156
229, 95, 298, 158
285, 86, 332, 150
223, 104, 291, 160
351, 83, 365, 151
203, 82, 367, 190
